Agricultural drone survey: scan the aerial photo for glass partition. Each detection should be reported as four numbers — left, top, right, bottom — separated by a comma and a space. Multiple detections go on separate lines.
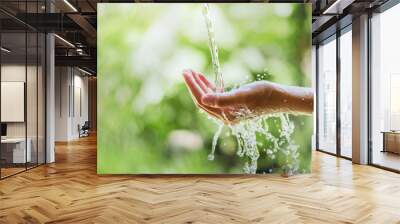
1, 30, 28, 177
339, 28, 352, 158
27, 30, 38, 169
371, 4, 400, 171
0, 2, 46, 179
317, 36, 337, 154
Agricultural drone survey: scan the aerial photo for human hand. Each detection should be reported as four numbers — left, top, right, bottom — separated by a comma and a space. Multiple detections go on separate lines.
183, 69, 313, 124
182, 69, 278, 124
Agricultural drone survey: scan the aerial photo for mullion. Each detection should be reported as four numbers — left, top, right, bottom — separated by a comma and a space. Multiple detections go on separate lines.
367, 11, 373, 165
36, 0, 39, 168
0, 20, 2, 179
316, 44, 319, 151
336, 28, 341, 157
25, 0, 28, 171
44, 0, 47, 164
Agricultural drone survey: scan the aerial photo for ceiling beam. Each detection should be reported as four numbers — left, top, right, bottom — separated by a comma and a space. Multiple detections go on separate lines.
55, 55, 96, 72
67, 13, 97, 46
12, 13, 82, 32
322, 0, 356, 14
312, 15, 335, 34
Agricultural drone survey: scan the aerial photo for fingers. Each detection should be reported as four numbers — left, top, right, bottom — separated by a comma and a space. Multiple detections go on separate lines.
183, 70, 222, 116
183, 69, 237, 123
197, 73, 216, 92
183, 69, 240, 108
192, 71, 211, 93
182, 70, 204, 104
202, 91, 242, 108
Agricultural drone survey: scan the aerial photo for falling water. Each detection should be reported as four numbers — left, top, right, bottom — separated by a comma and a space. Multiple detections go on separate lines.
202, 3, 224, 91
201, 5, 300, 175
208, 123, 224, 161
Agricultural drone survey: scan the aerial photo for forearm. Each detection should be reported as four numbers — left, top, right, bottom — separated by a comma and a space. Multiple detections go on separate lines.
265, 82, 314, 115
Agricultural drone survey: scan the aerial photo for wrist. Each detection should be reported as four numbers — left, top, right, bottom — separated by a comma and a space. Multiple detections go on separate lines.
253, 81, 282, 115
259, 81, 313, 115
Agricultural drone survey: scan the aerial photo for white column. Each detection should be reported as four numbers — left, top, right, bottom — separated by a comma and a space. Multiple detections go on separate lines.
46, 32, 55, 163
352, 14, 369, 164
45, 0, 55, 163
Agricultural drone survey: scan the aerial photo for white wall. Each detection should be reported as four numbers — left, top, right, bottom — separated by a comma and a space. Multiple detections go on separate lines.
72, 73, 89, 138
1, 65, 26, 141
55, 67, 69, 141
55, 67, 89, 141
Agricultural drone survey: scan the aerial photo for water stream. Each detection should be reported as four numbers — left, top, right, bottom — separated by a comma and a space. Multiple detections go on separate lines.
202, 4, 300, 175
202, 3, 224, 91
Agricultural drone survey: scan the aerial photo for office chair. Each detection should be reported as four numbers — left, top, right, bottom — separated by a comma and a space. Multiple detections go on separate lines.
79, 121, 90, 138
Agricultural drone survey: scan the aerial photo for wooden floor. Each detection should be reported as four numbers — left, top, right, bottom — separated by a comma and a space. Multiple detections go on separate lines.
1, 167, 26, 178
1, 135, 400, 223
373, 151, 400, 171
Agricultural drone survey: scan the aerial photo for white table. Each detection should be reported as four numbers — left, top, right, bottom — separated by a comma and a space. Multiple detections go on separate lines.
1, 138, 31, 163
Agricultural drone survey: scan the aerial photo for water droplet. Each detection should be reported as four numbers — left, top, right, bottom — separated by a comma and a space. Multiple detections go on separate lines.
207, 154, 214, 161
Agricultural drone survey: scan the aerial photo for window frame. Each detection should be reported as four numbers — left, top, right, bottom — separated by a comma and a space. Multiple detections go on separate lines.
367, 0, 400, 173
315, 23, 353, 160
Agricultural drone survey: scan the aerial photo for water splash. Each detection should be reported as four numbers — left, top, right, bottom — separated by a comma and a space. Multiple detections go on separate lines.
208, 112, 300, 175
208, 123, 224, 161
201, 4, 300, 175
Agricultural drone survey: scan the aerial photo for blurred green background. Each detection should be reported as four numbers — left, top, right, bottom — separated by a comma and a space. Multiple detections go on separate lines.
98, 3, 312, 174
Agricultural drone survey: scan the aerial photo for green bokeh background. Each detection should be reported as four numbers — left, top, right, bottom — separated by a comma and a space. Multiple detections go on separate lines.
98, 3, 312, 174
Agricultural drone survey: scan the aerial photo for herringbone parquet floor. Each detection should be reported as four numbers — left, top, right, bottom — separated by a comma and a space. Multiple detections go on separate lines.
1, 135, 400, 224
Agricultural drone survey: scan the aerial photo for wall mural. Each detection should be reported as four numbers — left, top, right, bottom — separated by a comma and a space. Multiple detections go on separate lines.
98, 3, 313, 175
